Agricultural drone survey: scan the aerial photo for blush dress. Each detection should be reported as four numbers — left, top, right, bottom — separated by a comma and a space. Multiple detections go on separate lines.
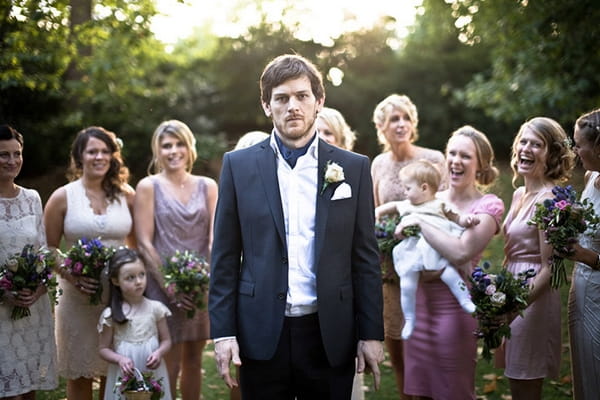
569, 171, 600, 399
55, 179, 132, 379
403, 193, 504, 399
98, 298, 172, 400
0, 188, 58, 396
144, 176, 210, 343
496, 187, 561, 380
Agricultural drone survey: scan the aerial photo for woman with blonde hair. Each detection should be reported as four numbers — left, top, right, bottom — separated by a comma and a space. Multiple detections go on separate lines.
497, 117, 575, 399
317, 107, 357, 150
135, 120, 217, 400
370, 94, 446, 398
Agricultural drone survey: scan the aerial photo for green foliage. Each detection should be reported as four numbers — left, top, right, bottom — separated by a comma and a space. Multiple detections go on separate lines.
451, 0, 600, 130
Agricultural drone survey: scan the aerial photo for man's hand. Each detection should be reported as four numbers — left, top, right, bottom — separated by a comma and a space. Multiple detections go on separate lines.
356, 340, 384, 390
214, 338, 242, 389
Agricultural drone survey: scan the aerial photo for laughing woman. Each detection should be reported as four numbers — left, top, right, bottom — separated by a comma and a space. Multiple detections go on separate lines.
496, 117, 575, 400
565, 108, 600, 400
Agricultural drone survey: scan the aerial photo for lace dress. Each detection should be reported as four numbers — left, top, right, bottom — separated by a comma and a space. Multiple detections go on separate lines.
497, 187, 561, 379
569, 171, 600, 399
98, 298, 172, 400
0, 187, 58, 396
144, 176, 210, 343
55, 179, 132, 379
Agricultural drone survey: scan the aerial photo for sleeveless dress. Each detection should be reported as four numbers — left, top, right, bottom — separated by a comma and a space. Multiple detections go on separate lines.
371, 149, 446, 339
569, 171, 600, 399
55, 179, 132, 379
144, 176, 210, 343
98, 298, 172, 400
0, 188, 58, 396
404, 194, 504, 399
497, 187, 561, 379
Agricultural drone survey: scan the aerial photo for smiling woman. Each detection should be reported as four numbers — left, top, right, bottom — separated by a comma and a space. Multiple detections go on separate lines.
152, 0, 422, 45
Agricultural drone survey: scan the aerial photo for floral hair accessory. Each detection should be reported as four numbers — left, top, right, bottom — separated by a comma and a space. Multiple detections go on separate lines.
321, 160, 344, 195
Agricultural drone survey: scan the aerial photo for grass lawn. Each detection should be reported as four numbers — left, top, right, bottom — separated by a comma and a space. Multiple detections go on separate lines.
35, 163, 582, 399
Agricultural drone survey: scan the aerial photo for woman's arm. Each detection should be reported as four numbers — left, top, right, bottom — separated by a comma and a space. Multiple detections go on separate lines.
124, 184, 137, 249
43, 187, 67, 250
204, 177, 218, 255
416, 212, 498, 269
526, 228, 553, 303
133, 178, 164, 286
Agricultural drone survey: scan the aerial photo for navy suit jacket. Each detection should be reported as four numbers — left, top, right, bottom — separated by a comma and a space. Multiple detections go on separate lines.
209, 137, 384, 367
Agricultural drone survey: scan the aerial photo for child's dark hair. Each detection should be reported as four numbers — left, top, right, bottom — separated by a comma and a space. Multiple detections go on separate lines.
107, 247, 141, 324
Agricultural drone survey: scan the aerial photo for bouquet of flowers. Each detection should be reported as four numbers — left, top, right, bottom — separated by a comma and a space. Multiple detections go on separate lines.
0, 244, 59, 320
162, 250, 210, 318
470, 261, 536, 361
374, 214, 420, 283
59, 237, 115, 305
528, 185, 600, 288
115, 368, 164, 400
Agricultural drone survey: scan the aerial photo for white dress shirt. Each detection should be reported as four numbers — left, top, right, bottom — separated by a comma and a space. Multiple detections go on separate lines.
270, 132, 318, 316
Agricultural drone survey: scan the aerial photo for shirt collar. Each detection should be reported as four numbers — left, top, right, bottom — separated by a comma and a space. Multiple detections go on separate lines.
269, 129, 319, 162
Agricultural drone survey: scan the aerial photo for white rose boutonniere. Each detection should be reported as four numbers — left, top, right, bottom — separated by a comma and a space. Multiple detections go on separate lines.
321, 160, 345, 195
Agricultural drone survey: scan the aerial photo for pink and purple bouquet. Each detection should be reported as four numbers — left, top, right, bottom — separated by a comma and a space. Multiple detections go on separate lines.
528, 185, 600, 288
115, 368, 164, 400
162, 250, 210, 318
470, 261, 535, 361
59, 237, 115, 305
0, 244, 59, 320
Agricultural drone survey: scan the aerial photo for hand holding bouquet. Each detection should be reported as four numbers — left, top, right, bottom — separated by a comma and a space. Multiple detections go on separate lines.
162, 250, 210, 318
375, 214, 420, 283
0, 244, 59, 320
115, 368, 164, 400
528, 185, 600, 288
59, 237, 115, 305
470, 262, 535, 361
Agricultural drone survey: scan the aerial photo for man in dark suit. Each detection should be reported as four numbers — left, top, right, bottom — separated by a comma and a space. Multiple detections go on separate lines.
209, 54, 384, 399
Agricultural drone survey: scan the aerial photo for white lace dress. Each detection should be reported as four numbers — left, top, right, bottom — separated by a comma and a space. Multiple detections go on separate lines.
0, 187, 58, 396
98, 298, 172, 400
55, 179, 132, 379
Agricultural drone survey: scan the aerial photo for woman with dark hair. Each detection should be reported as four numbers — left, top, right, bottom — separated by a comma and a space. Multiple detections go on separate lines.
560, 108, 600, 400
44, 126, 135, 400
0, 124, 58, 399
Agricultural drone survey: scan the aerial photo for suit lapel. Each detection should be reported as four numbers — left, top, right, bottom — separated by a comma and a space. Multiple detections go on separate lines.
315, 141, 335, 269
257, 142, 287, 248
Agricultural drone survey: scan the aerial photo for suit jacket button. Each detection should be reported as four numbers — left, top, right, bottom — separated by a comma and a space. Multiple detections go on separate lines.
282, 257, 288, 264
277, 293, 285, 300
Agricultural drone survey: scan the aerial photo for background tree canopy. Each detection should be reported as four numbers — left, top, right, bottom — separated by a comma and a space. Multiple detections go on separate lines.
1, 0, 596, 197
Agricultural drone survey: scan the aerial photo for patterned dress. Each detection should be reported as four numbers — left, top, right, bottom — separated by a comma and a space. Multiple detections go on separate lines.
55, 179, 132, 378
569, 171, 600, 399
404, 194, 504, 399
144, 176, 210, 343
0, 187, 57, 396
497, 187, 561, 380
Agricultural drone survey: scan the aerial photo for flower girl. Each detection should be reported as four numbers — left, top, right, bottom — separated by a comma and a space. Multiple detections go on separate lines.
375, 160, 478, 340
98, 248, 172, 399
